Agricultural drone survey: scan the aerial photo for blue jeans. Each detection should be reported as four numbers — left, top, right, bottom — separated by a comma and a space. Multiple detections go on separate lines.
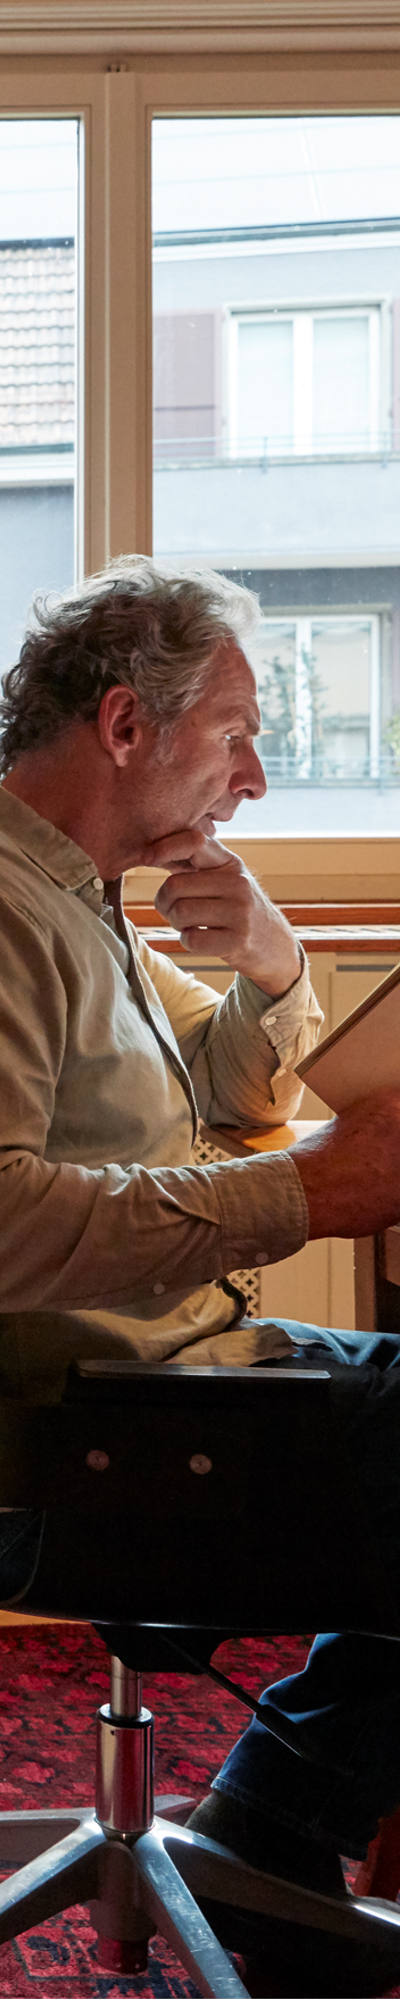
214, 1317, 400, 1859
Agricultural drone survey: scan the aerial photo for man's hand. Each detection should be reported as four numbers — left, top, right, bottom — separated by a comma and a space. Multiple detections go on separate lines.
143, 827, 301, 999
292, 1090, 400, 1239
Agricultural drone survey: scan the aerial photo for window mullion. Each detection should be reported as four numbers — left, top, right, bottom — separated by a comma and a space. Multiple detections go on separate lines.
368, 307, 381, 452
370, 615, 381, 780
295, 617, 313, 776
226, 312, 238, 458
293, 312, 312, 453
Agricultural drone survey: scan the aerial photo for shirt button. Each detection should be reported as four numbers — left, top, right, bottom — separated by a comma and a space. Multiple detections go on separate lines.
93, 875, 103, 892
153, 1281, 165, 1296
268, 1014, 277, 1025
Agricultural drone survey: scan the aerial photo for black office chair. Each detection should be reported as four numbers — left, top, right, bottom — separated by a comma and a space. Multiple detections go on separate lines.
0, 1359, 398, 2000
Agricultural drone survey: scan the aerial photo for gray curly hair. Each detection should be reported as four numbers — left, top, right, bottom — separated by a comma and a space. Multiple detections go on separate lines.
0, 555, 259, 774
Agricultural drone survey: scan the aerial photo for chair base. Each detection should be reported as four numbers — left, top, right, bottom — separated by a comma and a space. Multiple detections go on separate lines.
0, 1804, 400, 2000
0, 1658, 399, 2000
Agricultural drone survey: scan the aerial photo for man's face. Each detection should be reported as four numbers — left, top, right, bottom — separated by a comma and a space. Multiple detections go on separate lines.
138, 641, 266, 844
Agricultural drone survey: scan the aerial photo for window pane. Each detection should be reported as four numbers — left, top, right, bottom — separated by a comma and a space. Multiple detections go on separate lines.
311, 619, 372, 780
152, 114, 400, 835
236, 319, 293, 454
313, 316, 370, 450
0, 120, 79, 685
252, 621, 298, 777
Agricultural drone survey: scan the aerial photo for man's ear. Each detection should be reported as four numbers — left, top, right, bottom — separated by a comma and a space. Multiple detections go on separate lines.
97, 685, 143, 767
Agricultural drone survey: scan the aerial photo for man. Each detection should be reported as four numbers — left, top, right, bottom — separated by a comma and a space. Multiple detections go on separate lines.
0, 555, 400, 1995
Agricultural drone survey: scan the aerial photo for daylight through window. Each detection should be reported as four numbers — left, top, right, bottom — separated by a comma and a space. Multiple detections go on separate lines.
152, 116, 400, 836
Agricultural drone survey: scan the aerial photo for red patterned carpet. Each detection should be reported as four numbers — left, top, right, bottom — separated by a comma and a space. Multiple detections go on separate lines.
0, 1622, 397, 1999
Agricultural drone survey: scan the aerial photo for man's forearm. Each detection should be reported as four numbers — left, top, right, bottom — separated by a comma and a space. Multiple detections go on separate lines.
0, 1145, 307, 1316
5, 1092, 399, 1321
247, 914, 302, 999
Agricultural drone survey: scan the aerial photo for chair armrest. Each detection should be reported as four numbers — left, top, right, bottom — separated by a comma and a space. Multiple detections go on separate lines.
65, 1357, 330, 1401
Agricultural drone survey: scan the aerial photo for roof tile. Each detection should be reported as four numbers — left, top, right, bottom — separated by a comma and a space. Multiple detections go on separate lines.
0, 242, 75, 449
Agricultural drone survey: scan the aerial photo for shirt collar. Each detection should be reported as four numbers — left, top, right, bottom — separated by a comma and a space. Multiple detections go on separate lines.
0, 783, 104, 901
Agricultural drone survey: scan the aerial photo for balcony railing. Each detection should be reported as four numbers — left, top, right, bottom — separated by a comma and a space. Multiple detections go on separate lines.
154, 432, 399, 470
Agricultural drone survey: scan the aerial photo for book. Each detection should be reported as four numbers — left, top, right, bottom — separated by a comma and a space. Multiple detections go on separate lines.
296, 960, 400, 1112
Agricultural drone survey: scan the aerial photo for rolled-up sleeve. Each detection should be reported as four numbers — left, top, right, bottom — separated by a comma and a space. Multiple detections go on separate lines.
0, 1146, 308, 1316
138, 933, 323, 1129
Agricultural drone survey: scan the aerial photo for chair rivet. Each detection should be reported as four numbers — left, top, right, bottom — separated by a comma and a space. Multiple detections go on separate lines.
86, 1449, 110, 1472
189, 1454, 212, 1475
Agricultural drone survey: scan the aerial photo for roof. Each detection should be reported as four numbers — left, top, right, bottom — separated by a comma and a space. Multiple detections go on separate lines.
0, 240, 74, 451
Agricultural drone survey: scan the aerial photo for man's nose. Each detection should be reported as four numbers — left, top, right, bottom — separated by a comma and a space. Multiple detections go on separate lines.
230, 744, 267, 801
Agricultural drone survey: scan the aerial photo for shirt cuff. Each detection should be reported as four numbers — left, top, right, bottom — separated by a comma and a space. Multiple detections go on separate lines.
238, 945, 312, 1068
211, 1148, 309, 1272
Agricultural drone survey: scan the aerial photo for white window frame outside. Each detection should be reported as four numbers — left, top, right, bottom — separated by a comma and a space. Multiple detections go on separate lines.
0, 41, 399, 906
0, 454, 75, 487
255, 611, 381, 781
227, 304, 383, 459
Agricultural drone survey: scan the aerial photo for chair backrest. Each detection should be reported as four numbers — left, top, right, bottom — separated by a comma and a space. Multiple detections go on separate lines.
0, 1360, 391, 1633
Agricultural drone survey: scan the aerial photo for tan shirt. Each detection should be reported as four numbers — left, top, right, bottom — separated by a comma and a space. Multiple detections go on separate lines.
0, 787, 323, 1392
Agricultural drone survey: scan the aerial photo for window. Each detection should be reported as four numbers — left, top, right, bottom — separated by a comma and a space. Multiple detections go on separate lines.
241, 613, 382, 836
228, 306, 381, 458
0, 119, 80, 677
1, 49, 400, 902
152, 115, 400, 843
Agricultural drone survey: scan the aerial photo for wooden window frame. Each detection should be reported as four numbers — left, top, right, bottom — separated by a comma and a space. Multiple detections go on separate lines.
0, 31, 399, 905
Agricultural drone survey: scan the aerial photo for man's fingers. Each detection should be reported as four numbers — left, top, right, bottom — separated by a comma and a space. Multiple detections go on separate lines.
141, 829, 231, 872
157, 895, 234, 931
156, 870, 237, 917
180, 928, 237, 957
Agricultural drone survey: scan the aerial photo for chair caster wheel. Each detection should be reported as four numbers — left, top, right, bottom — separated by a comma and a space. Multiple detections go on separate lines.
96, 1932, 150, 1973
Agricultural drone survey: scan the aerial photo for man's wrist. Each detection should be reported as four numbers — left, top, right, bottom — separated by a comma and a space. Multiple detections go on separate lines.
249, 937, 302, 999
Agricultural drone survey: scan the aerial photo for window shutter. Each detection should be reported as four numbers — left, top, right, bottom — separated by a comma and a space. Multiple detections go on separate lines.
153, 310, 217, 458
